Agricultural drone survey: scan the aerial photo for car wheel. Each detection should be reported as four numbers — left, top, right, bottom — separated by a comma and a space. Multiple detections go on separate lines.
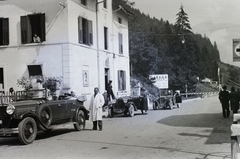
128, 104, 134, 117
18, 117, 37, 145
108, 107, 114, 118
37, 105, 52, 129
74, 110, 85, 131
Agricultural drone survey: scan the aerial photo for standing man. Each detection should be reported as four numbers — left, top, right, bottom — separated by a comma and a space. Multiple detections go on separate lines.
229, 86, 240, 114
89, 87, 105, 131
107, 80, 115, 101
218, 85, 230, 118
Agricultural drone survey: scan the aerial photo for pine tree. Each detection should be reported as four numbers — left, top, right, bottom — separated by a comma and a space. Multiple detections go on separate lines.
174, 4, 192, 34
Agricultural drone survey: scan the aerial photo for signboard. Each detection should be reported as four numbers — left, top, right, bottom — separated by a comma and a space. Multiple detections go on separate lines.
149, 74, 168, 89
233, 39, 240, 62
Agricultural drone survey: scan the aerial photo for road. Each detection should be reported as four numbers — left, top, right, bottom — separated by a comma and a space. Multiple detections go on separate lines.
0, 95, 232, 159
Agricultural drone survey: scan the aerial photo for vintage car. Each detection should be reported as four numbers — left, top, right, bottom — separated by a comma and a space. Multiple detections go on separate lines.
153, 90, 182, 110
107, 96, 144, 118
0, 89, 89, 145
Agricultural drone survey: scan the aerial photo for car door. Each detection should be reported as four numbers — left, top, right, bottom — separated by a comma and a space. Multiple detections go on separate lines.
65, 99, 77, 120
47, 100, 66, 124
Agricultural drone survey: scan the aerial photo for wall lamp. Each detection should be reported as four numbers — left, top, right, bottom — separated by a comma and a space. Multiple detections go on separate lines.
59, 2, 66, 8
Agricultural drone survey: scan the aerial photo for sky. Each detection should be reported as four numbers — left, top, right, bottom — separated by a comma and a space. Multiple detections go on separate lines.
131, 0, 240, 67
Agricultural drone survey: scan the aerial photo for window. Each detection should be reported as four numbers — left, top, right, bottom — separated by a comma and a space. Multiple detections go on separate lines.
28, 65, 42, 76
103, 0, 107, 9
78, 16, 93, 45
81, 0, 87, 5
118, 33, 123, 54
21, 13, 45, 44
118, 70, 126, 90
118, 17, 122, 24
104, 27, 108, 50
0, 18, 9, 45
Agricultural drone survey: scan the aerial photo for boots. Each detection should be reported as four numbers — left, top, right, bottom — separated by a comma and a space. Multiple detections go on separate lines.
92, 121, 97, 130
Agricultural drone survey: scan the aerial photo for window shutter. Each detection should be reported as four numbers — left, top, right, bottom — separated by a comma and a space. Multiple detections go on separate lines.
104, 27, 108, 50
40, 13, 46, 41
117, 70, 120, 90
20, 16, 27, 44
78, 16, 83, 43
2, 18, 9, 45
88, 20, 93, 45
118, 33, 123, 54
26, 16, 32, 43
123, 71, 126, 90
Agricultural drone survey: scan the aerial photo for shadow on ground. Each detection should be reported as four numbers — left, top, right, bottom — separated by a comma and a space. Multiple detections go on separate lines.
157, 113, 232, 144
0, 128, 75, 146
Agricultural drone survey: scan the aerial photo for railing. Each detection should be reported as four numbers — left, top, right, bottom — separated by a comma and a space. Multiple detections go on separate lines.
0, 91, 15, 104
0, 89, 48, 104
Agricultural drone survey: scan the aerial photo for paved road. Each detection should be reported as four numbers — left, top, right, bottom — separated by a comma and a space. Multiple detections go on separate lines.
0, 95, 232, 159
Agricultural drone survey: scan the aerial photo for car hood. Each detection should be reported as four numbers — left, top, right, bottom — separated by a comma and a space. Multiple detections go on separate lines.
2, 100, 45, 107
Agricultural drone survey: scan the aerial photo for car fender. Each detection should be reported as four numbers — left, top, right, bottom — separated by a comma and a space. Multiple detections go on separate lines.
126, 102, 137, 111
20, 105, 52, 130
19, 112, 44, 128
76, 106, 89, 120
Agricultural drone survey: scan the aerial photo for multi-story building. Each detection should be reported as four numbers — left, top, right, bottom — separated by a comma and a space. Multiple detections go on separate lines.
0, 0, 132, 107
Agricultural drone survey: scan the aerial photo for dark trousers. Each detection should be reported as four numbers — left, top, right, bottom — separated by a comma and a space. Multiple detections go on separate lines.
221, 102, 230, 118
93, 120, 102, 130
107, 89, 115, 101
231, 103, 239, 114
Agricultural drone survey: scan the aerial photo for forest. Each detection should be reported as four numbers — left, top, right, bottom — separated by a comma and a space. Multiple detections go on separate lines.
114, 0, 239, 94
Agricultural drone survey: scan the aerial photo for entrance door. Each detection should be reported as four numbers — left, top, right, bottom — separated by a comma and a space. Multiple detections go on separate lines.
0, 68, 4, 90
105, 68, 109, 91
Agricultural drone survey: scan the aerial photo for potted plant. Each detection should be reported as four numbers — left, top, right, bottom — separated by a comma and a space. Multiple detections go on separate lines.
43, 76, 63, 96
17, 77, 32, 91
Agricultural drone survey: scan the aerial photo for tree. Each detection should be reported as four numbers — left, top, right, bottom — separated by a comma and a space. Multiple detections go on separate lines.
173, 4, 192, 34
118, 1, 221, 94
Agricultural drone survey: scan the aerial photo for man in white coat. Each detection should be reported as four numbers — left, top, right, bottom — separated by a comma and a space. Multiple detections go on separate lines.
89, 87, 105, 130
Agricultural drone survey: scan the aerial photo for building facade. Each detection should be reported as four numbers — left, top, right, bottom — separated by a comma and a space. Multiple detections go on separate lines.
0, 0, 132, 108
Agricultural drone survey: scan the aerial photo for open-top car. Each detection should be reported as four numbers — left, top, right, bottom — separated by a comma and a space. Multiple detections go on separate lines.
107, 96, 144, 118
0, 89, 89, 145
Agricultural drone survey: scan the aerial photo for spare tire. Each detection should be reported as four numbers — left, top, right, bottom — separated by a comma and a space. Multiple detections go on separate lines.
37, 105, 52, 129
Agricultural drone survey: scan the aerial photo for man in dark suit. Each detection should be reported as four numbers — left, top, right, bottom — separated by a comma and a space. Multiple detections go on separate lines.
219, 85, 230, 118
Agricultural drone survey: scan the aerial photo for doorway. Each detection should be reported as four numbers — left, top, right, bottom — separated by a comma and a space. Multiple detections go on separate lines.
0, 67, 4, 90
105, 68, 109, 91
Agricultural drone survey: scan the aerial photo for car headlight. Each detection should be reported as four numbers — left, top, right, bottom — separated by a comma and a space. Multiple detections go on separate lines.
6, 104, 15, 115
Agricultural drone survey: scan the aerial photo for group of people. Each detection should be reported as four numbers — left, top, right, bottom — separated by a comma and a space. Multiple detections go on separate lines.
218, 85, 240, 118
88, 80, 116, 131
89, 80, 149, 131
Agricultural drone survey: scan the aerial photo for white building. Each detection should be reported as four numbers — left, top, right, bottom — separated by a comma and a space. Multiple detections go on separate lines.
0, 0, 132, 107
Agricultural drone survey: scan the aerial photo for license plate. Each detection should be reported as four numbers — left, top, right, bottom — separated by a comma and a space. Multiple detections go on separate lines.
0, 120, 2, 124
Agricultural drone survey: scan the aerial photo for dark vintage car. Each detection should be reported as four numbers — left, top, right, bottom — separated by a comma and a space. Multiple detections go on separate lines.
106, 96, 144, 118
0, 89, 89, 145
153, 90, 182, 110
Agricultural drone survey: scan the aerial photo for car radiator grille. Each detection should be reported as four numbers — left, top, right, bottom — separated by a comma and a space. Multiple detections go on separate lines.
0, 107, 13, 129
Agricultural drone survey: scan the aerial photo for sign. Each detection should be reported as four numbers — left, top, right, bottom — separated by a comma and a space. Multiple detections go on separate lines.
233, 39, 240, 62
149, 74, 168, 89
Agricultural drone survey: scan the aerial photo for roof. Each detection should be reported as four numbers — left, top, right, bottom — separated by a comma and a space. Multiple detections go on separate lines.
112, 1, 135, 17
